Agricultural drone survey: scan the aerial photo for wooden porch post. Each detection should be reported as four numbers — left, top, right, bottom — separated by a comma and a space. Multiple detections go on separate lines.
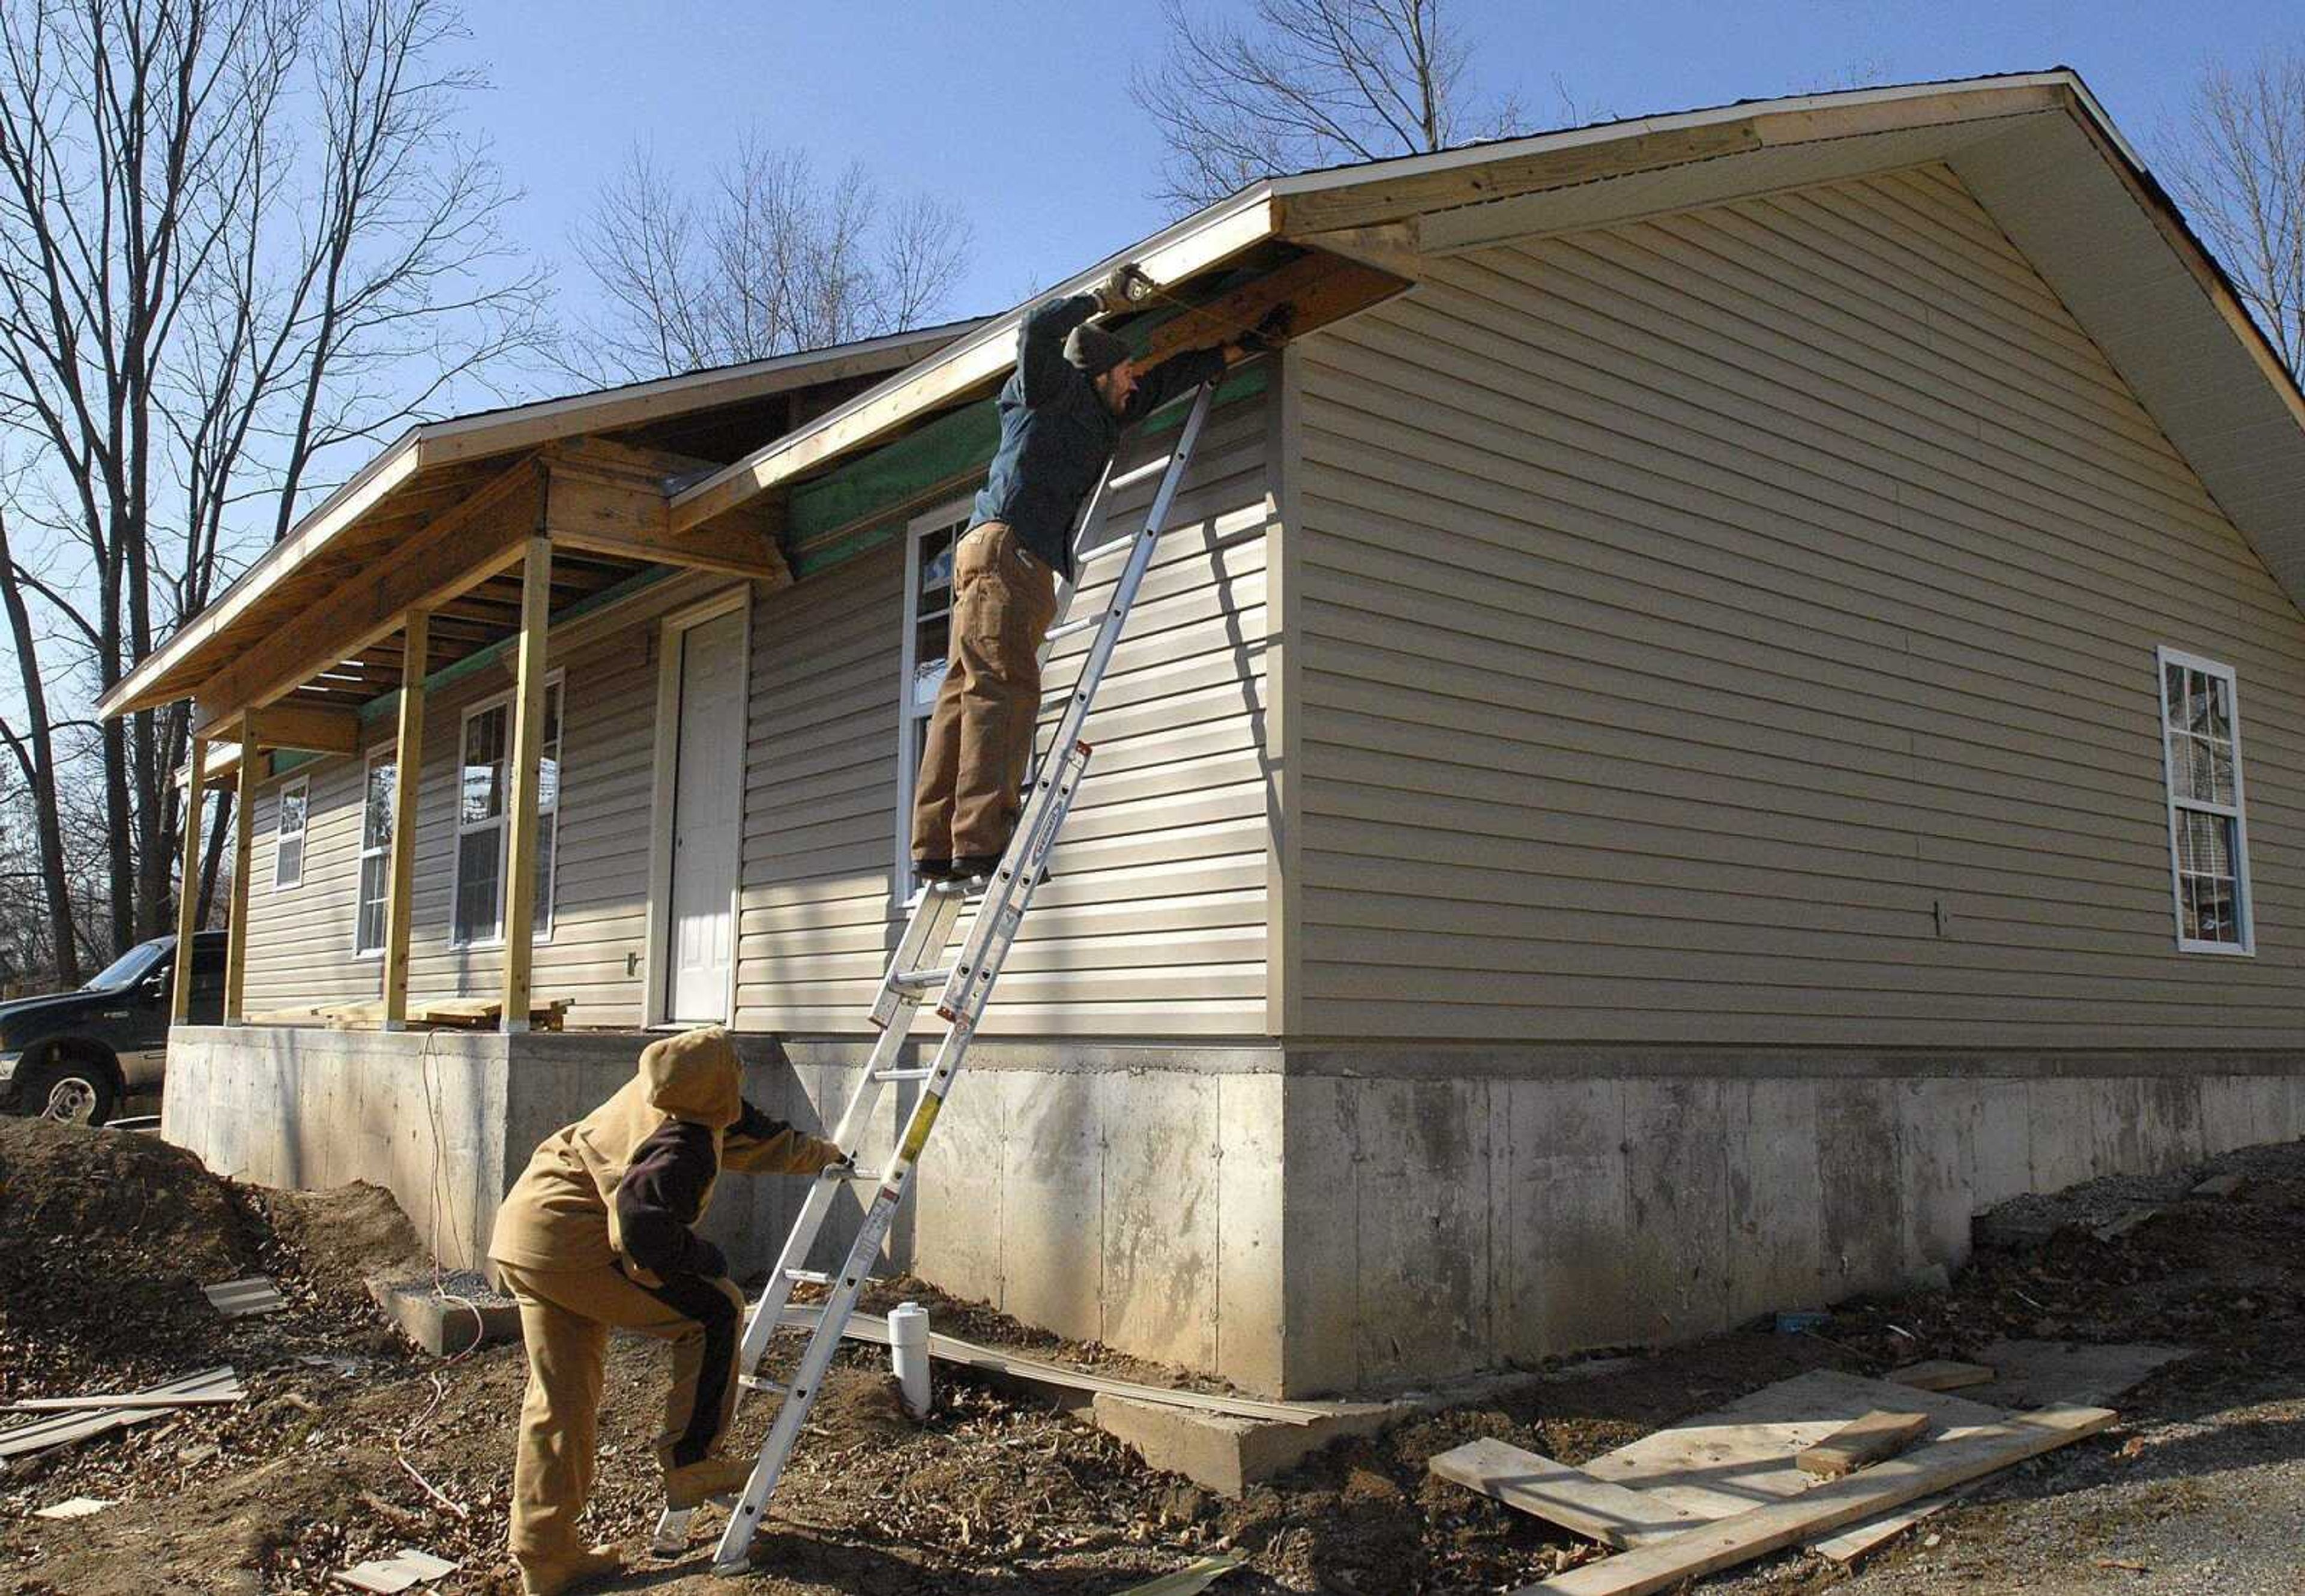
224, 745, 256, 1023
172, 736, 208, 1023
501, 538, 551, 1033
383, 609, 429, 1029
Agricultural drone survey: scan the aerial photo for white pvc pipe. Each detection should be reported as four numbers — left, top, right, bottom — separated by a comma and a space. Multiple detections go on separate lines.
888, 1301, 932, 1420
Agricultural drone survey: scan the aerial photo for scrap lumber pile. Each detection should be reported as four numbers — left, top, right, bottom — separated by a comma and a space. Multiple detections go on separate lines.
1429, 1366, 2118, 1594
0, 1366, 246, 1465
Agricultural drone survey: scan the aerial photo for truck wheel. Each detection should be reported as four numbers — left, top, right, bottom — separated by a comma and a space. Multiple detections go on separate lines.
21, 1054, 118, 1127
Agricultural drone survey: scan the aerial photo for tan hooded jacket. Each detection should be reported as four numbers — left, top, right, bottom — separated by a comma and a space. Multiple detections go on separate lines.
487, 1026, 841, 1283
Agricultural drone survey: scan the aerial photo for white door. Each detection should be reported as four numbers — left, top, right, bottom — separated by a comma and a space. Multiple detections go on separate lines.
667, 609, 746, 1021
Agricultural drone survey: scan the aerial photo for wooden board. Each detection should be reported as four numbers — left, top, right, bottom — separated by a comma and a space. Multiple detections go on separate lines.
1577, 1370, 2005, 1519
1429, 1437, 1706, 1549
777, 1305, 1327, 1426
0, 1367, 243, 1460
1887, 1360, 1995, 1393
1517, 1405, 2115, 1595
1795, 1410, 1928, 1478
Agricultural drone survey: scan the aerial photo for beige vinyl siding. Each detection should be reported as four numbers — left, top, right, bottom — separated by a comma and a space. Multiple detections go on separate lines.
734, 387, 1274, 1037
1291, 162, 2305, 1047
238, 590, 691, 1026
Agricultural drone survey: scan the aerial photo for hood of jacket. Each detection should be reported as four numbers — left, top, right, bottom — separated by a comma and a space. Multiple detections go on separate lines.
639, 1026, 743, 1129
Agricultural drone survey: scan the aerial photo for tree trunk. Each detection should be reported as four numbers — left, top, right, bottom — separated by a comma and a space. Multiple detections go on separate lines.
196, 785, 231, 930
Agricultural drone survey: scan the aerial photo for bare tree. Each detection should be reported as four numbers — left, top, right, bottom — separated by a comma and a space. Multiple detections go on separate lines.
2161, 49, 2305, 381
0, 0, 548, 966
1133, 0, 1525, 212
565, 137, 972, 385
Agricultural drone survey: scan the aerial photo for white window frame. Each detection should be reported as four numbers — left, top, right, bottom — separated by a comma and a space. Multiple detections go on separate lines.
271, 775, 309, 890
353, 747, 396, 958
2156, 645, 2253, 956
447, 671, 565, 950
893, 496, 974, 902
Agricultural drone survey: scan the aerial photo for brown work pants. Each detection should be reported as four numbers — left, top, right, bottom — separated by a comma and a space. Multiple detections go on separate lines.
496, 1260, 746, 1567
911, 522, 1059, 864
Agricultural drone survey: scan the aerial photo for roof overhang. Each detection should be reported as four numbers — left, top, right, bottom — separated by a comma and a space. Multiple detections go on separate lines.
97, 321, 977, 720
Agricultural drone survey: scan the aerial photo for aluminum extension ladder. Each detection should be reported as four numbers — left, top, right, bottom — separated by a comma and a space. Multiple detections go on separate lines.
658, 380, 1220, 1576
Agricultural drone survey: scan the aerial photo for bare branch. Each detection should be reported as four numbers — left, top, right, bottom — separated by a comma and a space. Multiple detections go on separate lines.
2159, 49, 2305, 382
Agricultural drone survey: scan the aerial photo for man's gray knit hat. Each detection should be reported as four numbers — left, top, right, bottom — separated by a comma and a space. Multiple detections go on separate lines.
1064, 323, 1132, 378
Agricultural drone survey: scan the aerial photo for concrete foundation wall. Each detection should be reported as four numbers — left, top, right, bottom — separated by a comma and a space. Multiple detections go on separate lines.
160, 1028, 1288, 1391
1277, 1052, 2305, 1394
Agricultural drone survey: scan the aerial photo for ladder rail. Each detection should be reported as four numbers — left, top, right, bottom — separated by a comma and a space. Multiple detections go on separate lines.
693, 382, 1218, 1575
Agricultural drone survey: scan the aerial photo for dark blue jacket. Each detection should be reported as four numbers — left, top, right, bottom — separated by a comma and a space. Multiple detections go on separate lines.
972, 294, 1227, 578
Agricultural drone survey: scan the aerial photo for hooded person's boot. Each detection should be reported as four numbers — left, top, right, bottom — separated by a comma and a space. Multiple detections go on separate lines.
517, 1543, 624, 1596
663, 1454, 755, 1510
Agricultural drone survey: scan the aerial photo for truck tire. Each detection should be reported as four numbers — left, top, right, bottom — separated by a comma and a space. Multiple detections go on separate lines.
19, 1049, 119, 1127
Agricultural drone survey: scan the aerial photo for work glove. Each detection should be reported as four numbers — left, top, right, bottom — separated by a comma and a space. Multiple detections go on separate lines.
1235, 304, 1295, 355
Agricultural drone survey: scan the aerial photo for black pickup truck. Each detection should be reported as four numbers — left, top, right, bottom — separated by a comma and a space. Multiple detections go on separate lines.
0, 931, 226, 1126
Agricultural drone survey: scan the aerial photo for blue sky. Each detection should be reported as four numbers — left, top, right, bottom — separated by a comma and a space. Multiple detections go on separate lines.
460, 0, 2298, 351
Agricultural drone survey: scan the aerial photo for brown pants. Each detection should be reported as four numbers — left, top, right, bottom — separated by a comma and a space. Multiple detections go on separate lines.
911, 522, 1059, 863
496, 1260, 746, 1567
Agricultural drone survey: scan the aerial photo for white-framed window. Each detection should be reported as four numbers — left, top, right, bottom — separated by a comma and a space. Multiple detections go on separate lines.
2156, 646, 2252, 955
893, 498, 969, 897
450, 675, 564, 947
354, 751, 396, 957
272, 775, 308, 890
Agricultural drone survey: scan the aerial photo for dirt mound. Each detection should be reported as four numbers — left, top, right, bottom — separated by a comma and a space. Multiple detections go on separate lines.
0, 1118, 262, 1393
247, 1182, 427, 1313
0, 1115, 257, 1282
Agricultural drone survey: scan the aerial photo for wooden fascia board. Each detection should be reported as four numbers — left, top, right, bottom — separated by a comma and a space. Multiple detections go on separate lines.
100, 439, 423, 717
190, 458, 543, 733
1271, 80, 2070, 236
416, 325, 980, 469
667, 194, 1282, 535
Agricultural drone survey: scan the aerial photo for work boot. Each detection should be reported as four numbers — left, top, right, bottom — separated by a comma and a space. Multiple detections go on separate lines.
948, 853, 1002, 883
663, 1455, 755, 1510
914, 856, 957, 882
517, 1543, 624, 1596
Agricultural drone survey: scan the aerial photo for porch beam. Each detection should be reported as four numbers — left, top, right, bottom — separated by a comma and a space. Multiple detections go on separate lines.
225, 747, 255, 1023
382, 609, 429, 1030
190, 457, 541, 735
172, 737, 208, 1023
542, 447, 791, 585
235, 703, 363, 755
500, 538, 551, 1033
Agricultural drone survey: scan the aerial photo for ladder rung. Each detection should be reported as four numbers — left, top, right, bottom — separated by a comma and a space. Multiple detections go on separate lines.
888, 965, 954, 990
873, 1067, 934, 1082
1046, 613, 1103, 643
820, 1164, 884, 1181
1077, 537, 1134, 567
738, 1375, 789, 1396
783, 1267, 831, 1286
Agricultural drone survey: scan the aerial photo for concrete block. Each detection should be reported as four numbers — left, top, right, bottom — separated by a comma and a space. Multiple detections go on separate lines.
1215, 1073, 1286, 1396
999, 1071, 1103, 1345
1723, 1077, 1823, 1324
1623, 1078, 1728, 1341
1090, 1392, 1397, 1497
1100, 1071, 1221, 1372
370, 1271, 521, 1358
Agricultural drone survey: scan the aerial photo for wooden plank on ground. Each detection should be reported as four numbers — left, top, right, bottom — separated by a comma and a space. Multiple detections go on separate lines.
1429, 1437, 1706, 1549
1795, 1411, 1929, 1478
0, 1367, 244, 1460
778, 1305, 1328, 1425
1519, 1405, 2116, 1595
203, 1276, 286, 1317
1887, 1360, 1995, 1393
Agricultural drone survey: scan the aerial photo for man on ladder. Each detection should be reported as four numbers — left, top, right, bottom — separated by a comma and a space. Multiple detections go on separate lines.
910, 277, 1291, 882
